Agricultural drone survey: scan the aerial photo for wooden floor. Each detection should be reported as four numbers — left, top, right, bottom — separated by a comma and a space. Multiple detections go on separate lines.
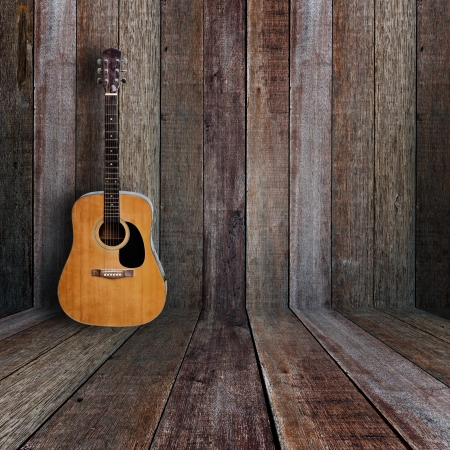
1, 305, 449, 449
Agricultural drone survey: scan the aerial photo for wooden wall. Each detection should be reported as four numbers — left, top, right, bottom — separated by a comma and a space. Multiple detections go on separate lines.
0, 0, 448, 317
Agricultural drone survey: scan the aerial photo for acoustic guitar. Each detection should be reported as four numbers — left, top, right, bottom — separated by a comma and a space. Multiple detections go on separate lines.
58, 48, 166, 326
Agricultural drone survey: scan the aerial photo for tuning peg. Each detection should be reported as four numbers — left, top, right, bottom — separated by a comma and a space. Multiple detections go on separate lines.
121, 78, 127, 84
97, 78, 103, 84
97, 68, 102, 74
122, 58, 128, 64
97, 58, 102, 65
121, 69, 127, 73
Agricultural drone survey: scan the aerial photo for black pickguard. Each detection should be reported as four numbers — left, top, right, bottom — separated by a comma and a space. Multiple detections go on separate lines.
119, 222, 145, 268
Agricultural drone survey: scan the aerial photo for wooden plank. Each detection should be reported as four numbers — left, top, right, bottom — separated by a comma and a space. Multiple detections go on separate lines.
247, 0, 289, 308
119, 0, 161, 250
22, 309, 199, 449
374, 0, 415, 308
0, 325, 135, 449
416, 0, 450, 314
0, 315, 84, 381
75, 0, 118, 197
0, 307, 60, 341
294, 307, 450, 449
332, 0, 374, 309
0, 1, 34, 317
160, 0, 203, 309
382, 307, 450, 344
290, 0, 332, 308
151, 312, 274, 449
248, 307, 406, 449
342, 308, 450, 387
34, 0, 77, 308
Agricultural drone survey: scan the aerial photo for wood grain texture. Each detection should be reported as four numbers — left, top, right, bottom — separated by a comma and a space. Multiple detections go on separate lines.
332, 0, 374, 309
22, 309, 199, 450
0, 1, 34, 317
248, 307, 406, 449
0, 315, 83, 381
341, 308, 450, 387
160, 0, 203, 309
0, 326, 135, 449
374, 0, 415, 308
75, 0, 118, 197
151, 312, 274, 449
247, 0, 289, 308
294, 307, 450, 449
119, 0, 161, 250
34, 0, 77, 308
290, 0, 332, 308
416, 0, 450, 314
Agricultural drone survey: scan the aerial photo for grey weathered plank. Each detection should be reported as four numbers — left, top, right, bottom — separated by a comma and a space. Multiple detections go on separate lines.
294, 307, 450, 449
0, 326, 135, 449
341, 308, 450, 387
160, 0, 203, 309
248, 307, 406, 449
247, 0, 289, 309
119, 0, 161, 250
416, 0, 450, 314
0, 0, 34, 317
290, 0, 332, 308
22, 309, 199, 449
374, 0, 416, 308
332, 0, 374, 309
34, 0, 77, 308
0, 314, 84, 381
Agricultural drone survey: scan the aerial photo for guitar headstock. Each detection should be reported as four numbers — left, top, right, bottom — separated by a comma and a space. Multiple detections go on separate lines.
97, 48, 127, 93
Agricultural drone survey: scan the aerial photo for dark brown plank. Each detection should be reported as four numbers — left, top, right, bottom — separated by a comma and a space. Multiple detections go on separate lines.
247, 0, 289, 308
248, 307, 406, 449
416, 0, 450, 315
294, 307, 450, 449
374, 0, 416, 308
0, 1, 34, 317
75, 0, 118, 197
342, 308, 450, 387
34, 0, 77, 308
0, 314, 84, 381
160, 0, 203, 309
332, 0, 374, 308
290, 0, 332, 308
0, 307, 60, 341
151, 312, 274, 449
23, 309, 199, 449
0, 326, 135, 449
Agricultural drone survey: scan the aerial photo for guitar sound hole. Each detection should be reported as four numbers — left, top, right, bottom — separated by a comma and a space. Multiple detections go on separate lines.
99, 222, 126, 247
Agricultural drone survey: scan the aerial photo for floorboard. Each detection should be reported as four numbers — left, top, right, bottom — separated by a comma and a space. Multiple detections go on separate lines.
22, 308, 199, 450
248, 307, 406, 449
293, 307, 450, 449
0, 324, 136, 449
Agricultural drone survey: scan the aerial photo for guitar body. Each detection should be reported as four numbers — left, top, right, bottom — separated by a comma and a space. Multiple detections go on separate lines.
58, 191, 166, 326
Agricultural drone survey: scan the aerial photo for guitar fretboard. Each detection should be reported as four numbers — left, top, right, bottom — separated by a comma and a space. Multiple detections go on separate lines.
104, 94, 120, 223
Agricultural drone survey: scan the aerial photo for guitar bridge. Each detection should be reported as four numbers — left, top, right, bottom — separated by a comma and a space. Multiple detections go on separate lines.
91, 269, 134, 279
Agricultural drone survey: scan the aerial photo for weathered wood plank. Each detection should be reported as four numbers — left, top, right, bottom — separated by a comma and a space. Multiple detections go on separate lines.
34, 0, 77, 308
382, 307, 450, 343
374, 0, 415, 308
0, 315, 84, 381
22, 309, 199, 449
0, 307, 60, 341
294, 307, 450, 449
248, 307, 406, 449
75, 0, 118, 197
0, 1, 34, 317
247, 0, 289, 308
290, 0, 332, 308
151, 312, 274, 449
342, 308, 450, 387
332, 0, 374, 309
416, 0, 450, 314
0, 326, 135, 449
160, 0, 203, 309
119, 0, 161, 250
